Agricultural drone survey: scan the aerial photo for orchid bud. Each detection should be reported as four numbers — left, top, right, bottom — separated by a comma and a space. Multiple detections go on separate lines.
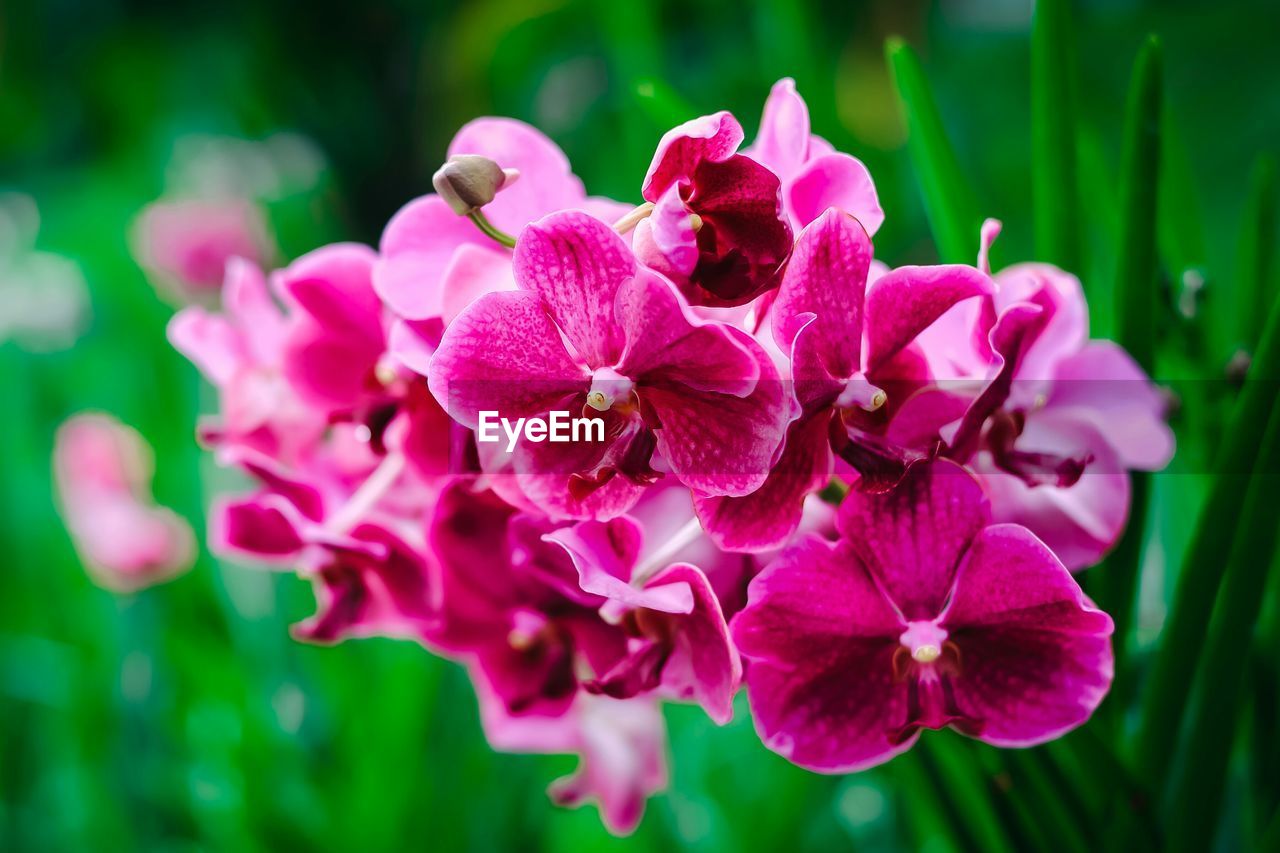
432, 155, 519, 216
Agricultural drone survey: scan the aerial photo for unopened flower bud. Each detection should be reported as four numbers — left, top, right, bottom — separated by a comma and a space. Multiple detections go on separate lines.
432, 155, 519, 216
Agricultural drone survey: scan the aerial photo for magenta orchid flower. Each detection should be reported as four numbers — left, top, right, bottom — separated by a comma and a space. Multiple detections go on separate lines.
428, 210, 788, 520
744, 78, 884, 236
695, 208, 992, 551
635, 111, 793, 306
169, 257, 326, 465
907, 220, 1175, 568
733, 459, 1114, 772
53, 413, 195, 592
429, 481, 739, 724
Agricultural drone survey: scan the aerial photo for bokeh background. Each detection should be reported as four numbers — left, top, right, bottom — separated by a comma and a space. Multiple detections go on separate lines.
4, 0, 1279, 850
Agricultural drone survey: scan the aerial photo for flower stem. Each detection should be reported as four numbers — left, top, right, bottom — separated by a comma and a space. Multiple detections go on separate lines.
326, 453, 406, 535
632, 516, 704, 585
468, 210, 517, 248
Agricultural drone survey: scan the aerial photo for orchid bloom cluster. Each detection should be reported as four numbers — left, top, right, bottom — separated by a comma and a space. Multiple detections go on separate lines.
155, 79, 1171, 833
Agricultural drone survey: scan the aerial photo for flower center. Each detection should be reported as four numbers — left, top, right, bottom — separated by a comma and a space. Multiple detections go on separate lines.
586, 367, 635, 412
835, 373, 887, 412
899, 620, 948, 664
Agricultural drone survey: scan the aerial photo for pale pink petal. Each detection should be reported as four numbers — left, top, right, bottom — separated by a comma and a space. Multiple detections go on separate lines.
643, 562, 742, 723
167, 308, 243, 387
631, 185, 698, 280
746, 78, 811, 179
374, 194, 494, 320
975, 412, 1131, 572
449, 117, 587, 232
787, 153, 884, 235
1047, 341, 1174, 471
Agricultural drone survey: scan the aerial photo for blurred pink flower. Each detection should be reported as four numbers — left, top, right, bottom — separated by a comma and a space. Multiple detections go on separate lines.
132, 198, 274, 299
53, 413, 195, 592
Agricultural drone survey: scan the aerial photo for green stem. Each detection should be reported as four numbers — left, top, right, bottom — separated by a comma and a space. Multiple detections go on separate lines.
1090, 35, 1161, 674
467, 210, 516, 248
1133, 200, 1280, 790
1163, 400, 1280, 852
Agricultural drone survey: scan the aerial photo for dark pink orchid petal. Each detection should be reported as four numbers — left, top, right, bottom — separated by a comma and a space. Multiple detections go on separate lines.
787, 153, 884, 235
946, 302, 1048, 461
508, 433, 653, 521
641, 356, 787, 497
772, 208, 872, 377
864, 264, 994, 374
449, 117, 588, 233
513, 211, 631, 367
733, 535, 913, 772
293, 521, 440, 645
276, 243, 386, 413
427, 290, 589, 427
836, 458, 988, 620
615, 272, 760, 397
642, 562, 742, 724
642, 111, 744, 201
941, 524, 1114, 745
213, 493, 309, 562
684, 154, 793, 306
693, 411, 833, 552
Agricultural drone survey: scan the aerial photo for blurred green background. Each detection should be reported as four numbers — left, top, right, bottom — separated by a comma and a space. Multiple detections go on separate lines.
3, 0, 1279, 850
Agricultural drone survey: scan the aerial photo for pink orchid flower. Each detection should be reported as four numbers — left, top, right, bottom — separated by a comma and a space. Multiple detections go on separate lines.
744, 78, 884, 236
376, 118, 631, 359
635, 111, 793, 306
53, 413, 195, 592
211, 443, 441, 643
132, 198, 273, 300
169, 258, 326, 465
908, 220, 1175, 569
427, 210, 788, 520
696, 208, 992, 551
733, 459, 1114, 773
474, 683, 668, 836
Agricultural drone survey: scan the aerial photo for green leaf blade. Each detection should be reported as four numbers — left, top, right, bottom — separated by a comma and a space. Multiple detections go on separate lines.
886, 37, 982, 265
1031, 0, 1081, 273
